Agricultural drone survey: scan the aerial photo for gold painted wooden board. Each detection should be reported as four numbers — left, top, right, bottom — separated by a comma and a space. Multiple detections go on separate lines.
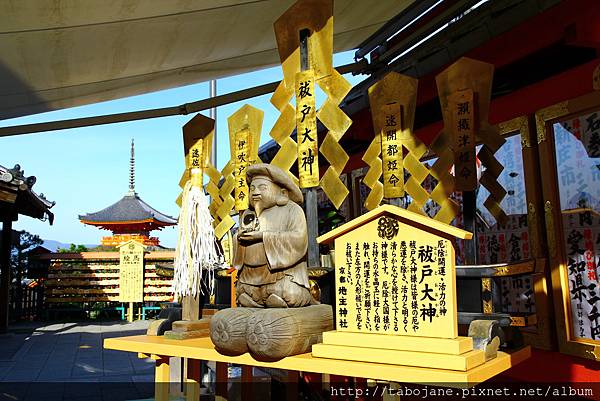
449, 89, 477, 191
321, 330, 473, 355
296, 69, 319, 188
234, 128, 251, 210
380, 103, 404, 198
118, 240, 145, 303
104, 335, 530, 387
318, 205, 471, 339
318, 205, 472, 244
311, 343, 485, 371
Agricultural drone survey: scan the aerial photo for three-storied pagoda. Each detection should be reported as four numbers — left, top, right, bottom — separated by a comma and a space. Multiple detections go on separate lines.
79, 140, 176, 247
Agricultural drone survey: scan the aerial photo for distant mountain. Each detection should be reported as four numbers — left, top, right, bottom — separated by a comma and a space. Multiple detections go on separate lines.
42, 239, 98, 252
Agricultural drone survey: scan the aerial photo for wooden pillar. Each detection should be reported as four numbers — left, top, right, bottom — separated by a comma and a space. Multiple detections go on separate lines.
230, 269, 237, 308
299, 28, 320, 269
185, 359, 202, 401
241, 365, 253, 401
182, 270, 208, 321
127, 301, 134, 322
153, 355, 170, 401
285, 370, 299, 401
462, 192, 478, 264
215, 362, 228, 401
0, 219, 13, 334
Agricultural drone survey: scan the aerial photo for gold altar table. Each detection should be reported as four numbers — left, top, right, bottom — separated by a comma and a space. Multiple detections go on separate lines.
104, 335, 530, 401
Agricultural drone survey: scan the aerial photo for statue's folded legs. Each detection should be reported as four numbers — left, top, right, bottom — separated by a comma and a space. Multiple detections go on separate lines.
237, 275, 315, 308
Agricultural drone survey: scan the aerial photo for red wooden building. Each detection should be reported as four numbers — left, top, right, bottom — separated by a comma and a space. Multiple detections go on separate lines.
79, 140, 177, 247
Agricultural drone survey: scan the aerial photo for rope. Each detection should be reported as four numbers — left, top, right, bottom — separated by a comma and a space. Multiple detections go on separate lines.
173, 181, 225, 300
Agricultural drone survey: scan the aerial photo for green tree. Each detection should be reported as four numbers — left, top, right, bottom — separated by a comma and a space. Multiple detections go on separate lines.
10, 231, 43, 319
58, 243, 88, 253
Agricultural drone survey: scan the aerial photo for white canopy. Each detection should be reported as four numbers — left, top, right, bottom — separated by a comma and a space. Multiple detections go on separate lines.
0, 0, 413, 120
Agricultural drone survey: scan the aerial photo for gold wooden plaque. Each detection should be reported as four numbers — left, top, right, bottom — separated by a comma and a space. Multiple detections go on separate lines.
296, 69, 319, 188
449, 89, 477, 191
380, 103, 404, 198
118, 240, 145, 303
234, 129, 250, 210
319, 205, 472, 340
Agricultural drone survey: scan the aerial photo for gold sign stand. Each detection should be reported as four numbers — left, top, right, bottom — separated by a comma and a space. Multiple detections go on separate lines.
365, 72, 433, 213
269, 0, 353, 267
436, 57, 509, 253
117, 240, 145, 322
314, 205, 501, 372
172, 114, 223, 337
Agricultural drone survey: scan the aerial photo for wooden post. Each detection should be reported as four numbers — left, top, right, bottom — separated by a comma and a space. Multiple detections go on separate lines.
128, 301, 134, 322
285, 370, 299, 401
215, 362, 228, 401
230, 269, 237, 308
153, 355, 171, 401
462, 192, 478, 264
0, 219, 13, 334
299, 28, 320, 269
185, 358, 201, 401
241, 365, 253, 401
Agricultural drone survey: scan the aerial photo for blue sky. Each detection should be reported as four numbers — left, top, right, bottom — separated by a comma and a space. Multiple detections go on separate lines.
0, 50, 365, 248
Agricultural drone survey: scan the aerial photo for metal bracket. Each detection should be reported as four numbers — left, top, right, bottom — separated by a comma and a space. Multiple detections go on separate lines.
468, 319, 503, 360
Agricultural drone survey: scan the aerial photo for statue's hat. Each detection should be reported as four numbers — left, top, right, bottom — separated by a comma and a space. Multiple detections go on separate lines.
246, 163, 303, 204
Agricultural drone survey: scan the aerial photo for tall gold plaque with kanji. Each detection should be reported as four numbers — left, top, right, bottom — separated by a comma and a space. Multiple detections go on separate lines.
269, 0, 353, 208
314, 206, 487, 371
118, 240, 145, 303
436, 57, 508, 224
214, 104, 264, 240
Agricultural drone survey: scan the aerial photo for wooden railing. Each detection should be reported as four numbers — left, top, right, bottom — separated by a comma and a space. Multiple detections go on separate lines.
9, 286, 44, 321
38, 252, 174, 305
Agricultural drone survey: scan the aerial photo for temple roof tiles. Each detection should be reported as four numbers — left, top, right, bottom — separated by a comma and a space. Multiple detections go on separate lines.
79, 193, 177, 225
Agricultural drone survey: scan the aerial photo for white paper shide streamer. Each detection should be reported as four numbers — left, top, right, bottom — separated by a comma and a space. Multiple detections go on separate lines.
173, 180, 225, 300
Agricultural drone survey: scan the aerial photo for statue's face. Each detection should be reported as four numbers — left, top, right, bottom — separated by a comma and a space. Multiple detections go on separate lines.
249, 176, 280, 213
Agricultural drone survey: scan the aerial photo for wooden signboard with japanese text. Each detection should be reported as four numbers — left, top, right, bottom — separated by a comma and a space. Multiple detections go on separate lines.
318, 205, 472, 340
380, 103, 404, 198
450, 89, 476, 191
234, 129, 251, 210
296, 70, 319, 188
118, 240, 145, 303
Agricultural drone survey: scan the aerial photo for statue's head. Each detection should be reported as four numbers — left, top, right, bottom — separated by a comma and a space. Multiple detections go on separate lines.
246, 164, 303, 215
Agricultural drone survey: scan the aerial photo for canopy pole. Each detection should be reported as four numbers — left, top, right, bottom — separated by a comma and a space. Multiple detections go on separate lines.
0, 61, 366, 138
209, 80, 217, 167
209, 78, 217, 309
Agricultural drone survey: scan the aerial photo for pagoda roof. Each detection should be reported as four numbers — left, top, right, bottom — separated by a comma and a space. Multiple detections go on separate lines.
79, 193, 176, 226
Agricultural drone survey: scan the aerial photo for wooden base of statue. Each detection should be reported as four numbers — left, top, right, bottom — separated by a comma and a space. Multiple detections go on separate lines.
164, 318, 212, 340
312, 320, 504, 372
210, 307, 260, 355
210, 304, 333, 361
158, 292, 212, 339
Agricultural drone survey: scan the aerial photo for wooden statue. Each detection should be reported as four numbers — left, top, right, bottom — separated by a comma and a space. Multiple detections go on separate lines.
234, 163, 314, 308
211, 163, 333, 360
